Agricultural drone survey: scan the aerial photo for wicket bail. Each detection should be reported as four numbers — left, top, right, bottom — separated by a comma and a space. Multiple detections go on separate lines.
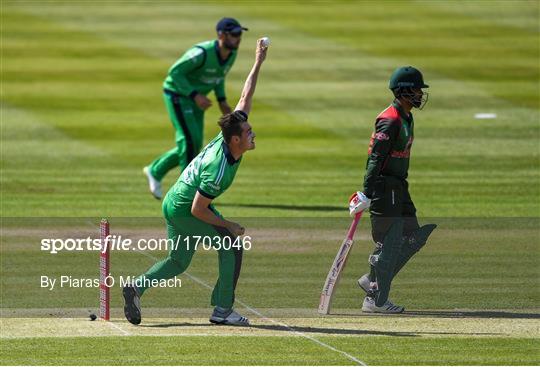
99, 219, 110, 321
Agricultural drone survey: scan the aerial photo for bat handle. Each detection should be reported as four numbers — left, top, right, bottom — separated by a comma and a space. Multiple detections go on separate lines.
346, 211, 363, 241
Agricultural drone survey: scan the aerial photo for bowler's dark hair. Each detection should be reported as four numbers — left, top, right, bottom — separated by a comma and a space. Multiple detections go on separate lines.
218, 110, 248, 143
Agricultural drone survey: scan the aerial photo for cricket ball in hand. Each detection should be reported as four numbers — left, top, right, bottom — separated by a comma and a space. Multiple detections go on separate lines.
261, 37, 270, 47
89, 313, 97, 321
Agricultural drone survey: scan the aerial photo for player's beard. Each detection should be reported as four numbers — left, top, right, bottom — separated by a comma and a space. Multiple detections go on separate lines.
224, 38, 240, 50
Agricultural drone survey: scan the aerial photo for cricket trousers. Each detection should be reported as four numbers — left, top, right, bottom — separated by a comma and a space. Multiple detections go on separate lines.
149, 90, 205, 181
368, 176, 420, 306
136, 196, 243, 309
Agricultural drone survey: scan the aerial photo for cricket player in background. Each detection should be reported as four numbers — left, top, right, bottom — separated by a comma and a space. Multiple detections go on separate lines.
124, 39, 268, 326
349, 66, 436, 313
144, 18, 248, 199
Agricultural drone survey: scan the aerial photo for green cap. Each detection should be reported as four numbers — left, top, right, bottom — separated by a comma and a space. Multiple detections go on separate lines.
389, 66, 429, 90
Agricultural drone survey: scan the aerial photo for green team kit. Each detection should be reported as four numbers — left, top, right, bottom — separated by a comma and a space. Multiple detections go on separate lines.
149, 40, 237, 180
125, 21, 261, 326
138, 132, 243, 309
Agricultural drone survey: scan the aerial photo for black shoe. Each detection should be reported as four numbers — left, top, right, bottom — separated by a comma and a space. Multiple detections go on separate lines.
123, 285, 141, 325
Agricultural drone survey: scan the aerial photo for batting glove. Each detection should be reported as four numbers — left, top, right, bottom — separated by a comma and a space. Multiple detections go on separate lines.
349, 191, 371, 216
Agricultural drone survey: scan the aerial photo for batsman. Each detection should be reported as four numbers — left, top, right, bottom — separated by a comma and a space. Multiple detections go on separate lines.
144, 18, 248, 199
349, 66, 437, 313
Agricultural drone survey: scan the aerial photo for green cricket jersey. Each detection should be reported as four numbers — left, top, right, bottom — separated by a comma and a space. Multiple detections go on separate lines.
163, 40, 237, 101
363, 101, 414, 198
166, 132, 242, 209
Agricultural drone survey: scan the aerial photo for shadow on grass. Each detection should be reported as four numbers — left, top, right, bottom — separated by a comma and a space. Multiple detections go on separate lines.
332, 310, 540, 319
219, 203, 345, 212
139, 322, 504, 337
406, 310, 540, 319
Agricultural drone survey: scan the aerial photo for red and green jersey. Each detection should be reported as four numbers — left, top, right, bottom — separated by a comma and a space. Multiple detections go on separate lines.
363, 101, 414, 198
163, 40, 237, 101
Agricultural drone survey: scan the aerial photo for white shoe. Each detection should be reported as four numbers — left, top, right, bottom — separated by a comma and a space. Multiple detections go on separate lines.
210, 308, 250, 326
143, 166, 162, 200
362, 296, 404, 314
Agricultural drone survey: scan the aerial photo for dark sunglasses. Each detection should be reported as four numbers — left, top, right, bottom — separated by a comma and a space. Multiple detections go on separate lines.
227, 31, 242, 37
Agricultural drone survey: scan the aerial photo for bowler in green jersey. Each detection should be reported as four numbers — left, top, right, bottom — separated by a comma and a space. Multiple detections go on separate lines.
123, 39, 268, 326
144, 18, 248, 200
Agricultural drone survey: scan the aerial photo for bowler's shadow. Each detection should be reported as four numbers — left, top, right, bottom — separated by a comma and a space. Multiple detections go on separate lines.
140, 321, 504, 337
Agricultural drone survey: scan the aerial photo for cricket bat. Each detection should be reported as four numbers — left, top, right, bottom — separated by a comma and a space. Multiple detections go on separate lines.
318, 211, 363, 314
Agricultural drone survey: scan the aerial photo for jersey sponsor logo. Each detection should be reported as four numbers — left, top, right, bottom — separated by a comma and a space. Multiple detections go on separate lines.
390, 150, 410, 158
205, 68, 216, 73
374, 132, 389, 141
208, 182, 221, 191
201, 77, 220, 84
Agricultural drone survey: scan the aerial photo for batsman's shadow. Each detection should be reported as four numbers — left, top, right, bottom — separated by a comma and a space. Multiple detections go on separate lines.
139, 322, 504, 337
333, 310, 540, 319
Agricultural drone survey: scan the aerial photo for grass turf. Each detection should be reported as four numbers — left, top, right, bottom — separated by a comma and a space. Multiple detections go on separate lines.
1, 1, 539, 365
1, 218, 539, 311
2, 1, 539, 217
1, 336, 538, 365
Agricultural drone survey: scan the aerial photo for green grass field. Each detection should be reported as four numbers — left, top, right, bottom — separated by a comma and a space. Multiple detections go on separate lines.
1, 0, 539, 365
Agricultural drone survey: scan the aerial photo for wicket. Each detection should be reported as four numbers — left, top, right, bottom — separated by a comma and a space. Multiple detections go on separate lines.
99, 219, 110, 321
